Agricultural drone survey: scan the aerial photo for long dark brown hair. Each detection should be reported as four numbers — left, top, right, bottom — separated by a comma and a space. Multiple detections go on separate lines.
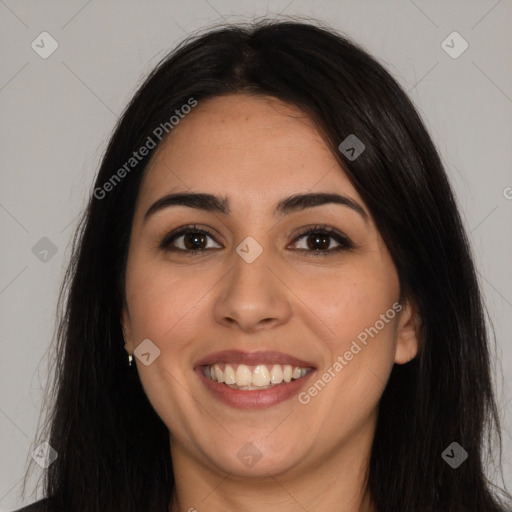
22, 18, 510, 512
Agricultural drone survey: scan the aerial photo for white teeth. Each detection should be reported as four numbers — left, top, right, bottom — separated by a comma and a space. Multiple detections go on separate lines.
214, 364, 224, 383
292, 367, 302, 380
224, 364, 236, 384
235, 364, 253, 387
252, 365, 270, 386
204, 363, 311, 389
270, 364, 283, 384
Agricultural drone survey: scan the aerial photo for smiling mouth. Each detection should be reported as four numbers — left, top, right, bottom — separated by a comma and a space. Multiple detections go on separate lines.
202, 363, 313, 390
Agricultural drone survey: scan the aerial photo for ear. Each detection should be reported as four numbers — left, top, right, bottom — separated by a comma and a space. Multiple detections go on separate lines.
394, 299, 421, 364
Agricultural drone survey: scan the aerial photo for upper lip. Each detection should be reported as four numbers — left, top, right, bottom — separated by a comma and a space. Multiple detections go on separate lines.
194, 350, 316, 369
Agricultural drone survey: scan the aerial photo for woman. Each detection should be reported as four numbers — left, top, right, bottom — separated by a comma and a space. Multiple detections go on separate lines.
16, 19, 511, 512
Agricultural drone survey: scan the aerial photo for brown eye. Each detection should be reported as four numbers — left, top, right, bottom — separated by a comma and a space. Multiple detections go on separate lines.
290, 225, 354, 255
160, 224, 353, 256
304, 233, 331, 251
182, 232, 208, 250
160, 225, 222, 252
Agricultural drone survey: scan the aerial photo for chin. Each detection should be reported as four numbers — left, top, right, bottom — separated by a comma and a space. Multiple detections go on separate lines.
200, 435, 308, 478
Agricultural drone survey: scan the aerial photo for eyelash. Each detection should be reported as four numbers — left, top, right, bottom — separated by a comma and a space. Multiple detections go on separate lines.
159, 224, 354, 257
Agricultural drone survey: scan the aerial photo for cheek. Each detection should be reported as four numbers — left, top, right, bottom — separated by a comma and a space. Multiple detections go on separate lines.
124, 251, 210, 344
123, 253, 201, 428
298, 293, 399, 438
294, 262, 400, 412
300, 264, 400, 352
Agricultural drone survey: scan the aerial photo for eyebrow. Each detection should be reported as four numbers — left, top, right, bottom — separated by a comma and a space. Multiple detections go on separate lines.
143, 192, 369, 224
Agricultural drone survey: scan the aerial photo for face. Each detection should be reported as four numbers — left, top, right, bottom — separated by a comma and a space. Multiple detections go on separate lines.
121, 94, 419, 479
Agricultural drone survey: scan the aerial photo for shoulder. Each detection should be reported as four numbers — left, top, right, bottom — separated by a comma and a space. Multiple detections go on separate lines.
10, 497, 51, 512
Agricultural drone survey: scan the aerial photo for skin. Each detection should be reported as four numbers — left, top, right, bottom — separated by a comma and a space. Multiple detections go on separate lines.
121, 94, 420, 512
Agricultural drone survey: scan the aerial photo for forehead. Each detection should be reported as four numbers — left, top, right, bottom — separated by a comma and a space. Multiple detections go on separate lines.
137, 94, 362, 214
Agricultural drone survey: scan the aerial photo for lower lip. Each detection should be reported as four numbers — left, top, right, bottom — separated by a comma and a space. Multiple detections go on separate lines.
196, 368, 316, 409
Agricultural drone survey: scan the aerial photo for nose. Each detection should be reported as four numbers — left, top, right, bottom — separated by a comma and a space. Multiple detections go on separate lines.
213, 243, 292, 333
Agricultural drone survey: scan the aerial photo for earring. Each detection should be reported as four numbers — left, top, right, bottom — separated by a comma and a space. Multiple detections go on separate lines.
124, 340, 134, 368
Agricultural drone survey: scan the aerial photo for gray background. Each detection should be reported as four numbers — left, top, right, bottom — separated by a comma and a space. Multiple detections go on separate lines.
1, 0, 511, 509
